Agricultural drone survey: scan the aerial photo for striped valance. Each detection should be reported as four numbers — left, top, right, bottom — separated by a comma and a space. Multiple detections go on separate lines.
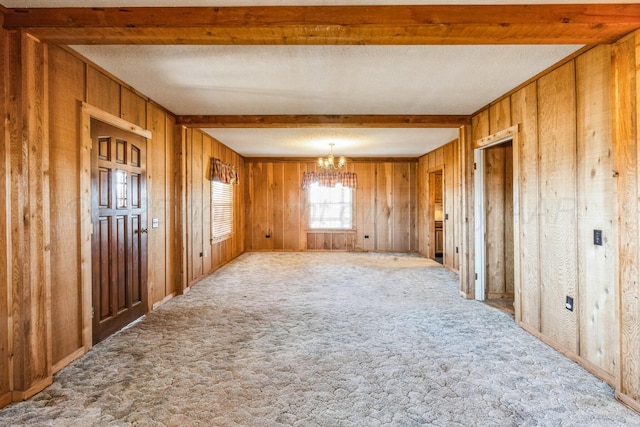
208, 158, 239, 185
301, 171, 357, 189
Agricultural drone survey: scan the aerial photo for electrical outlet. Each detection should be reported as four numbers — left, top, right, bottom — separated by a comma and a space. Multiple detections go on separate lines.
364, 235, 370, 239
455, 246, 459, 253
594, 229, 603, 246
265, 234, 271, 238
565, 296, 574, 312
445, 213, 449, 220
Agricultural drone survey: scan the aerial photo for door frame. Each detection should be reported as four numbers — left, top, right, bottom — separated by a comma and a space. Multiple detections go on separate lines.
79, 102, 152, 352
473, 125, 521, 320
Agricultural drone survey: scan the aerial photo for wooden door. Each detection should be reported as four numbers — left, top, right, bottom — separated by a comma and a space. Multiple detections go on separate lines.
91, 119, 148, 344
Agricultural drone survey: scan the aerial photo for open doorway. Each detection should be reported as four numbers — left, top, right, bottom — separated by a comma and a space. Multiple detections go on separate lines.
474, 138, 515, 317
484, 141, 514, 315
429, 170, 444, 264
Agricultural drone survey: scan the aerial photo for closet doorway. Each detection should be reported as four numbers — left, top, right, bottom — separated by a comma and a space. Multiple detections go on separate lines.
429, 169, 444, 264
474, 134, 517, 317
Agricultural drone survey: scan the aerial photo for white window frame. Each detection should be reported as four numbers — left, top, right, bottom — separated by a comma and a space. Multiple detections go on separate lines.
211, 181, 233, 242
308, 183, 354, 230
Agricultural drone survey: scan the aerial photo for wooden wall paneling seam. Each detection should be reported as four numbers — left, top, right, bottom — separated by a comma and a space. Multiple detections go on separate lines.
47, 45, 86, 368
8, 31, 53, 398
576, 45, 617, 377
0, 28, 11, 404
458, 125, 473, 297
612, 32, 640, 407
178, 125, 188, 293
537, 61, 579, 353
511, 83, 541, 330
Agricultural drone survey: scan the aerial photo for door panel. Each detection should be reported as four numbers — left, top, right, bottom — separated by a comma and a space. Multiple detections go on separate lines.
91, 118, 148, 344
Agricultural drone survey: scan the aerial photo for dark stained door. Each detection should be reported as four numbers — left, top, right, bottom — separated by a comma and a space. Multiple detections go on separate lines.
91, 118, 148, 344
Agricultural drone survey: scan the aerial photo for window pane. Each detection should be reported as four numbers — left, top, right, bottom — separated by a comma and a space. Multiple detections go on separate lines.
212, 181, 233, 241
308, 183, 353, 229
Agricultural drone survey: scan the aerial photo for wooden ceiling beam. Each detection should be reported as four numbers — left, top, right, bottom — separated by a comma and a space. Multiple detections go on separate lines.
176, 114, 471, 128
3, 5, 640, 45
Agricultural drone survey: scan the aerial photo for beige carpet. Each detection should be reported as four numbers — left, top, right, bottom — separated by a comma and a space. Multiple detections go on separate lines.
0, 252, 638, 426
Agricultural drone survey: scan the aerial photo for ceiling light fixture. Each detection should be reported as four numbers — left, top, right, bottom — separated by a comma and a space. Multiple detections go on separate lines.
318, 143, 346, 171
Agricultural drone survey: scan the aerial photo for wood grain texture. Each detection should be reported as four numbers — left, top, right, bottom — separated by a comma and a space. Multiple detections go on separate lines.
444, 143, 456, 270
484, 144, 506, 297
177, 114, 470, 128
283, 163, 301, 250
458, 125, 474, 297
392, 162, 411, 251
376, 163, 394, 251
120, 87, 146, 129
576, 45, 617, 378
47, 45, 84, 366
0, 27, 11, 403
613, 33, 640, 403
244, 160, 417, 252
489, 98, 512, 135
6, 5, 640, 45
86, 66, 119, 118
472, 109, 490, 147
201, 134, 212, 274
504, 143, 515, 295
538, 61, 579, 354
190, 130, 203, 281
353, 162, 376, 252
8, 31, 52, 395
147, 103, 168, 307
165, 114, 177, 296
416, 156, 429, 256
511, 83, 541, 330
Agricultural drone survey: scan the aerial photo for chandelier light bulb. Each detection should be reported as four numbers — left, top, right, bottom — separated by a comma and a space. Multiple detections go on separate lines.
318, 143, 347, 171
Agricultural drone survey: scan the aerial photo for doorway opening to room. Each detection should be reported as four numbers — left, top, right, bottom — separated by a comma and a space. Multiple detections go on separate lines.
429, 170, 444, 264
474, 136, 516, 317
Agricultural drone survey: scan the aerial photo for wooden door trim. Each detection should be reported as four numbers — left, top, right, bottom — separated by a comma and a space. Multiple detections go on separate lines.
473, 125, 521, 323
79, 101, 152, 353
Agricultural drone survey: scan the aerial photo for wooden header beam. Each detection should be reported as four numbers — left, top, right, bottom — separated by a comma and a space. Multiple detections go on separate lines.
3, 5, 640, 45
176, 114, 470, 128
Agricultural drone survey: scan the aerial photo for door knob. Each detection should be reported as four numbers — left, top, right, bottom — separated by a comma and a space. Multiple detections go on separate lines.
140, 228, 148, 234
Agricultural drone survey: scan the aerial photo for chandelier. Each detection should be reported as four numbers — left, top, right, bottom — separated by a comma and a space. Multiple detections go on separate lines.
318, 143, 346, 171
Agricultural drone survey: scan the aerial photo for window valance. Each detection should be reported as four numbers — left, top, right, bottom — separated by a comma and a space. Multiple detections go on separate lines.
301, 171, 357, 189
208, 158, 239, 185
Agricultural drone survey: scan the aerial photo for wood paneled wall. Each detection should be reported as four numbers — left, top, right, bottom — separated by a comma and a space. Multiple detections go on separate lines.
184, 128, 245, 286
613, 31, 640, 412
462, 44, 621, 389
417, 139, 462, 272
245, 161, 417, 252
0, 34, 246, 408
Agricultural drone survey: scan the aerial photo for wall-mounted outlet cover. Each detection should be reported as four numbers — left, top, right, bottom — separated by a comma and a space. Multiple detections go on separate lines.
565, 296, 574, 312
364, 235, 370, 239
152, 218, 159, 228
593, 229, 603, 246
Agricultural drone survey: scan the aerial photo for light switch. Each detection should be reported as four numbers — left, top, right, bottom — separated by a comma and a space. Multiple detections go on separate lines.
152, 218, 159, 228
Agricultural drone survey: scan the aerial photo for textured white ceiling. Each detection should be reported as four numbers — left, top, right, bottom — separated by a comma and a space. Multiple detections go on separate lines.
70, 43, 581, 157
11, 0, 616, 157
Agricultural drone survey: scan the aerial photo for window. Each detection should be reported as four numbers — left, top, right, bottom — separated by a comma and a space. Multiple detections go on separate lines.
212, 181, 233, 242
308, 183, 353, 229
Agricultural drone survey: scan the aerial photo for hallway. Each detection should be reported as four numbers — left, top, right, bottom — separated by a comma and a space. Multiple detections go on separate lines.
0, 252, 637, 426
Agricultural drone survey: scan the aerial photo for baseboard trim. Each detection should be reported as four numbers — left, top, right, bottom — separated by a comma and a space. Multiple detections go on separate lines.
12, 376, 52, 402
518, 322, 615, 387
0, 391, 11, 409
152, 293, 175, 310
616, 390, 640, 413
52, 347, 85, 374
